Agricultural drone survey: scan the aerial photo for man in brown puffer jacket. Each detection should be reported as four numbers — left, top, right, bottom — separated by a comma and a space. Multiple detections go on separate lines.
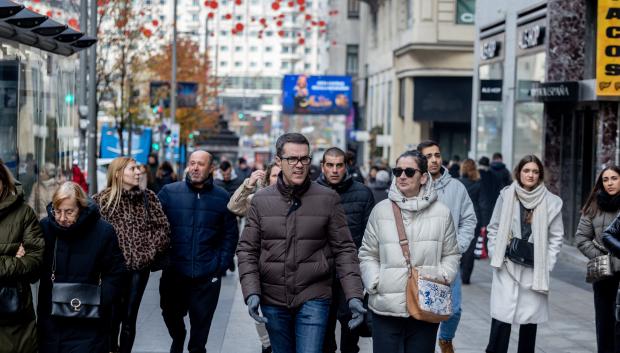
237, 133, 366, 353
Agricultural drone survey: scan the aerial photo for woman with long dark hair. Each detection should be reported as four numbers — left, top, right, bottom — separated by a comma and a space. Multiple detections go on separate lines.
577, 165, 620, 353
458, 158, 484, 284
0, 160, 44, 353
93, 157, 170, 353
485, 155, 564, 353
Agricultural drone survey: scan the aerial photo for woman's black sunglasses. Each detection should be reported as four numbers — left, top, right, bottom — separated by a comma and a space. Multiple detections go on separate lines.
392, 167, 421, 178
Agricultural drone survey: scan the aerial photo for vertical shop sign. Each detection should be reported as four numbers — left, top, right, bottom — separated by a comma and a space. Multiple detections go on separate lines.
597, 0, 620, 96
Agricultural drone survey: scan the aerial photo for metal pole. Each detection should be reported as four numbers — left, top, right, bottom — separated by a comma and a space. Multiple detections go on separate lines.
171, 0, 177, 126
78, 0, 88, 169
204, 15, 208, 108
87, 0, 98, 194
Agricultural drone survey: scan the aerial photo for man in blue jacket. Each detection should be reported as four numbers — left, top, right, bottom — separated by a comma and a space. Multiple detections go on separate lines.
158, 150, 239, 353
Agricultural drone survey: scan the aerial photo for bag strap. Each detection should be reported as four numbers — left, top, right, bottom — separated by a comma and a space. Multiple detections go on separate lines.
50, 236, 101, 286
143, 191, 151, 221
391, 201, 413, 276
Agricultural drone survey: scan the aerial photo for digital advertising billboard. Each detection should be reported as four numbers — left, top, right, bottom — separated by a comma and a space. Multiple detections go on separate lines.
281, 75, 352, 115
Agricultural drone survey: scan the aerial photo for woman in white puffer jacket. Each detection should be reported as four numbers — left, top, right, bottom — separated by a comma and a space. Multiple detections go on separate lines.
359, 150, 460, 353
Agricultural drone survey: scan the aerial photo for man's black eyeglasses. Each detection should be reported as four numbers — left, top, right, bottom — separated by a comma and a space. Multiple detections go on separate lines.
280, 155, 312, 166
392, 167, 421, 178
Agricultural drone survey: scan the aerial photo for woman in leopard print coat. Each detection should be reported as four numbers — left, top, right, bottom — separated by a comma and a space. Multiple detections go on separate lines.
93, 157, 170, 353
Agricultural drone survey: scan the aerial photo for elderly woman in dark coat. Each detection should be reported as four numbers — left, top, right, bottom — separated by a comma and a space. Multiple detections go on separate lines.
0, 160, 44, 353
38, 182, 125, 353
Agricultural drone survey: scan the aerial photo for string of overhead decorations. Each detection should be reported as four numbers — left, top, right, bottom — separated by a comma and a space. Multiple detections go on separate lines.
19, 0, 343, 46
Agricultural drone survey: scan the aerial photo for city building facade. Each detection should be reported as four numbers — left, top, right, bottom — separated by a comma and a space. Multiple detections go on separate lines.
357, 0, 475, 165
471, 0, 620, 241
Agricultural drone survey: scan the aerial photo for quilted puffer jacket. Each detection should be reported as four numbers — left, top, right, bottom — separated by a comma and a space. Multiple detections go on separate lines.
358, 179, 460, 318
316, 173, 375, 248
237, 175, 364, 308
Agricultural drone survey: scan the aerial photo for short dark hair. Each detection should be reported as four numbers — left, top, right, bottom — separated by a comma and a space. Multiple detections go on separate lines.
417, 140, 440, 153
322, 147, 346, 163
220, 160, 232, 171
492, 152, 503, 160
513, 155, 544, 187
478, 156, 490, 167
238, 157, 247, 165
395, 150, 428, 173
276, 133, 310, 157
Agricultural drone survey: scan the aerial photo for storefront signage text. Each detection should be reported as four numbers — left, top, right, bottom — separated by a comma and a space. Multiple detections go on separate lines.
519, 25, 545, 50
597, 0, 620, 96
480, 79, 503, 101
480, 41, 501, 60
517, 81, 578, 102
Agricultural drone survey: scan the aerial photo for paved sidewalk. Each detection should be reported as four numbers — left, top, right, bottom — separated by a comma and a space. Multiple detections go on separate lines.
134, 246, 597, 353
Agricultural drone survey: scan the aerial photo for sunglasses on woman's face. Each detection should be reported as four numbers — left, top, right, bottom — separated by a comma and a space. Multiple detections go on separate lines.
392, 167, 421, 178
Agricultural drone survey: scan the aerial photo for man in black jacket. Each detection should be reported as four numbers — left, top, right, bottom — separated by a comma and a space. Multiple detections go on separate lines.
318, 147, 374, 353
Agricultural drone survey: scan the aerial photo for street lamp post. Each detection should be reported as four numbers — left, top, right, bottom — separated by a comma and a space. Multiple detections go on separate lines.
171, 0, 178, 128
87, 0, 98, 194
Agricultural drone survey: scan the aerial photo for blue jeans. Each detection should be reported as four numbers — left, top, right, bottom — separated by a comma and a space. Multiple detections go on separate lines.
262, 299, 331, 353
439, 269, 462, 341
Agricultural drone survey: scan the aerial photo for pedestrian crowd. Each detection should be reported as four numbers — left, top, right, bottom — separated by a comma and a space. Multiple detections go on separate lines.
1, 132, 620, 353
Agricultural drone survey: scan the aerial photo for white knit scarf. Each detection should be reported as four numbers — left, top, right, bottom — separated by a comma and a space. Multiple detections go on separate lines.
490, 182, 550, 293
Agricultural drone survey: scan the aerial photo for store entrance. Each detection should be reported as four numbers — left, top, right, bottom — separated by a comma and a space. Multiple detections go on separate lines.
431, 122, 471, 163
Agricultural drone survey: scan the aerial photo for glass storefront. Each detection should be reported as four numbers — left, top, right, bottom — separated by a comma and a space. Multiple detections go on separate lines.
0, 40, 79, 217
476, 62, 503, 158
514, 51, 545, 162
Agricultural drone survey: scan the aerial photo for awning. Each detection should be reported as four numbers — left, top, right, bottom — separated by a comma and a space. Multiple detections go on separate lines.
0, 0, 96, 57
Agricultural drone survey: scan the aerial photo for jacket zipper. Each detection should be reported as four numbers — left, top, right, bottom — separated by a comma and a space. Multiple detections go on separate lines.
192, 191, 198, 277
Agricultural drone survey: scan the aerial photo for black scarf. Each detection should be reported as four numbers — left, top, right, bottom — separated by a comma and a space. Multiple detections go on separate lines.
597, 190, 620, 213
276, 172, 311, 201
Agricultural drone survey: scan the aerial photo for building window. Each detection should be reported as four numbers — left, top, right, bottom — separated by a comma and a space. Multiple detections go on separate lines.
266, 31, 274, 37
220, 30, 227, 36
477, 62, 503, 158
265, 46, 273, 52
348, 0, 360, 18
281, 62, 289, 69
456, 0, 475, 25
234, 61, 242, 67
220, 45, 228, 51
345, 44, 359, 76
265, 62, 273, 68
281, 46, 290, 53
398, 78, 406, 119
235, 46, 242, 52
220, 61, 228, 67
250, 46, 258, 52
304, 63, 311, 70
250, 62, 257, 67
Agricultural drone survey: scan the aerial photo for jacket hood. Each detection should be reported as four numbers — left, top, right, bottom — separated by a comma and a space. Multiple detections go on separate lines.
45, 199, 101, 235
433, 166, 453, 191
316, 172, 353, 193
490, 161, 507, 170
0, 189, 24, 220
388, 173, 437, 212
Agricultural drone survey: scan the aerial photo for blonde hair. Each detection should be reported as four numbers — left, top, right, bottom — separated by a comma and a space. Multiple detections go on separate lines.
102, 156, 136, 214
52, 181, 88, 210
460, 159, 480, 181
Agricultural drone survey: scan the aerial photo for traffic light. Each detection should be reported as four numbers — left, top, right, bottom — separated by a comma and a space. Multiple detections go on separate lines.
188, 132, 194, 139
65, 93, 75, 105
152, 142, 160, 151
238, 112, 245, 120
165, 135, 172, 144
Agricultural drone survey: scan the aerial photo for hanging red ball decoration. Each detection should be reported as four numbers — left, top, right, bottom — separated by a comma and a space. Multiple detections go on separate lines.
277, 30, 285, 37
208, 12, 215, 18
276, 20, 283, 26
224, 13, 232, 20
318, 20, 326, 26
152, 19, 159, 26
288, 1, 294, 7
298, 38, 305, 45
234, 0, 242, 5
68, 18, 79, 29
235, 23, 244, 31
143, 28, 153, 37
271, 2, 280, 10
209, 1, 218, 9
305, 14, 312, 20
299, 5, 305, 11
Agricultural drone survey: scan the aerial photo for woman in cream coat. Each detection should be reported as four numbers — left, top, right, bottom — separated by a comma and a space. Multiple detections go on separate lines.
359, 150, 460, 353
486, 155, 564, 353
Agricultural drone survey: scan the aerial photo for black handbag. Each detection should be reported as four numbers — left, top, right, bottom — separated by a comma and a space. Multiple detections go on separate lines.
505, 237, 534, 267
50, 239, 102, 319
0, 282, 22, 314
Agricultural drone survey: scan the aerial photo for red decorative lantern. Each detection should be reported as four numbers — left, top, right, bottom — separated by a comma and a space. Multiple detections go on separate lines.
209, 1, 218, 9
318, 20, 326, 26
235, 0, 242, 5
305, 14, 312, 20
208, 12, 215, 18
143, 28, 153, 37
287, 1, 294, 7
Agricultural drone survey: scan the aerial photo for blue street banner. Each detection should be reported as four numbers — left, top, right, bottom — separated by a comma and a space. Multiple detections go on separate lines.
282, 75, 352, 115
100, 126, 152, 165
